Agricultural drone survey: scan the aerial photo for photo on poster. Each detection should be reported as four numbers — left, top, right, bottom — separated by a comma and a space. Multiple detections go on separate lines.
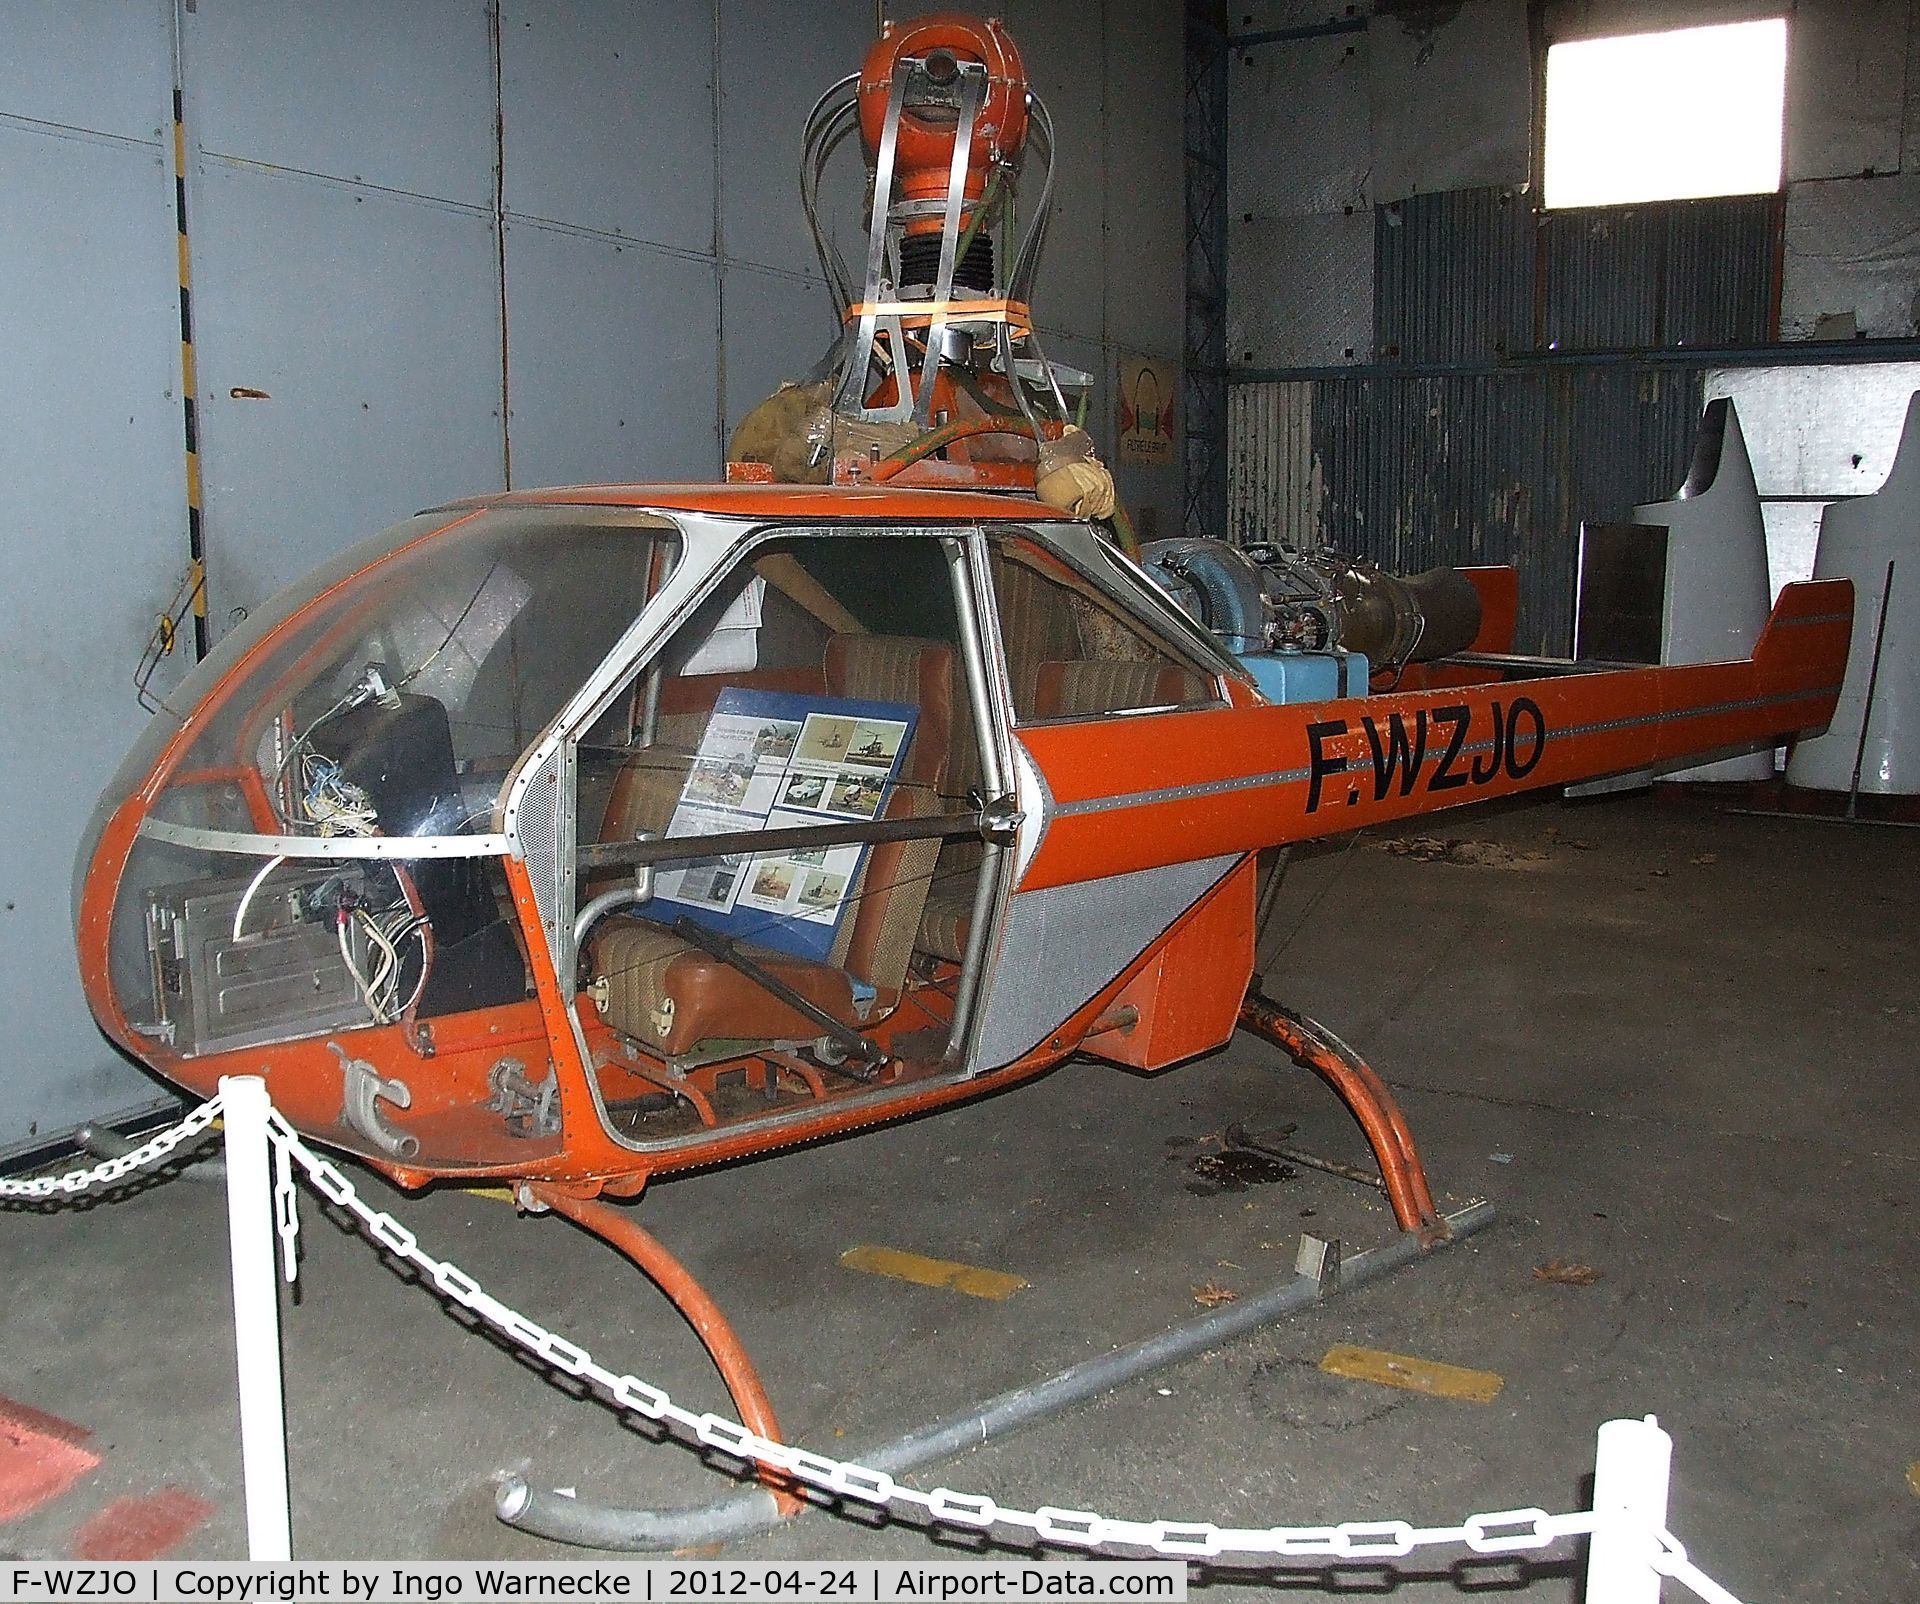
744, 860, 797, 908
665, 854, 746, 911
684, 757, 755, 811
693, 712, 762, 764
653, 809, 752, 910
753, 719, 800, 761
797, 870, 848, 920
647, 686, 917, 964
795, 714, 858, 764
843, 718, 906, 770
827, 773, 885, 817
780, 771, 831, 811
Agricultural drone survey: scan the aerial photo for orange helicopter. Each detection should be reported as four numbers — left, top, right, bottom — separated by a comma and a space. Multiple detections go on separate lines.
74, 11, 1849, 1538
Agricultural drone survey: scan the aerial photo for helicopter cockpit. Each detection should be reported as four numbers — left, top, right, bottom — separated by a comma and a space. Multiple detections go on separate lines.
78, 501, 1236, 1181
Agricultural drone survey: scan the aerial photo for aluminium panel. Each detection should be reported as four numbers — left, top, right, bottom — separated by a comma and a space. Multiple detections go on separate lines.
505, 221, 722, 487
185, 0, 495, 208
500, 0, 716, 254
720, 262, 841, 445
1235, 2, 1373, 30
1704, 363, 1920, 498
1004, 0, 1107, 346
718, 0, 871, 281
967, 855, 1241, 1074
1226, 210, 1372, 368
0, 0, 172, 144
1907, 16, 1920, 175
0, 123, 188, 1148
189, 162, 506, 635
1541, 1, 1787, 43
1226, 29, 1371, 220
1103, 0, 1187, 357
1368, 0, 1529, 205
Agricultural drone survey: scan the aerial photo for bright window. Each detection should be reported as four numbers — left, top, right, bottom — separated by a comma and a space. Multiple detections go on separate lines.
1544, 19, 1788, 209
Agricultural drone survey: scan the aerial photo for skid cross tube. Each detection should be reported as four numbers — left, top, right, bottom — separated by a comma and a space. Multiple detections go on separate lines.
497, 1200, 1496, 1550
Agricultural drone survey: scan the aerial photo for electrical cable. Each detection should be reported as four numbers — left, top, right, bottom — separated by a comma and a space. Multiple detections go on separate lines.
230, 854, 288, 944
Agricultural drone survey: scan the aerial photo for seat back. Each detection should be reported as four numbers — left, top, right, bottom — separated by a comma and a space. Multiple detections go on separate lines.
1033, 659, 1210, 719
823, 633, 955, 791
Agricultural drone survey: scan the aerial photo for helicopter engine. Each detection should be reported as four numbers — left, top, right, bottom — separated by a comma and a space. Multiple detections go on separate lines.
1139, 538, 1484, 702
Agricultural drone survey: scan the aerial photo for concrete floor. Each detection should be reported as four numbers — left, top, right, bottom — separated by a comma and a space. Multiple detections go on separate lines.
3, 792, 1915, 1599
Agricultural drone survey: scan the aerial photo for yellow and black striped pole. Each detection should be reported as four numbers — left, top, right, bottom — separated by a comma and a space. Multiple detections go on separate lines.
172, 88, 208, 659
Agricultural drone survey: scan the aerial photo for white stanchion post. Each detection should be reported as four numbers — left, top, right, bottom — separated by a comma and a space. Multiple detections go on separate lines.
1585, 1414, 1673, 1603
220, 1075, 293, 1560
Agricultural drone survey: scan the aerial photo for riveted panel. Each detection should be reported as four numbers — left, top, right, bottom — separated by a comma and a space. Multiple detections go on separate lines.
0, 122, 187, 1149
189, 163, 505, 631
187, 0, 496, 207
505, 221, 721, 487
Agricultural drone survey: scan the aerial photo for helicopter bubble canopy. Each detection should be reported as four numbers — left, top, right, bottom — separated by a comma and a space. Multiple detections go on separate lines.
83, 506, 680, 1054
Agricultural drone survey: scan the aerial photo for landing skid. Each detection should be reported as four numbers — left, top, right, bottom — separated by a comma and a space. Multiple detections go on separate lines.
502, 992, 1476, 1549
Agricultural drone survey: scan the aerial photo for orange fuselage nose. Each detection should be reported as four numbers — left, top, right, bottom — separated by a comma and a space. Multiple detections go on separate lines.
857, 13, 1028, 238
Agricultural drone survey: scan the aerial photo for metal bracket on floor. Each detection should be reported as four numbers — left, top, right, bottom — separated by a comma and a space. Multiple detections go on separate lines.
495, 1199, 1495, 1551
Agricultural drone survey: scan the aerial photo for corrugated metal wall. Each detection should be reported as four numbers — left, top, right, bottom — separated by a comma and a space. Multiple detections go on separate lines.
1375, 188, 1534, 364
1229, 180, 1777, 653
1296, 366, 1707, 654
1539, 194, 1778, 351
1218, 4, 1808, 655
1229, 367, 1708, 654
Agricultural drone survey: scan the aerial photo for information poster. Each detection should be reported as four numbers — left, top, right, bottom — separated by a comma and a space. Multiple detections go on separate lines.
650, 688, 917, 963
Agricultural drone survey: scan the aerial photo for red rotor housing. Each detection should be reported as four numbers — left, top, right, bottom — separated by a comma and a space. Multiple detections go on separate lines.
857, 13, 1028, 239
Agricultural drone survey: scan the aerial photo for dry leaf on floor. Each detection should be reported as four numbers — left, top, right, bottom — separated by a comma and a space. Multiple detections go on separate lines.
1690, 852, 1718, 865
1534, 1259, 1602, 1286
1192, 1281, 1238, 1307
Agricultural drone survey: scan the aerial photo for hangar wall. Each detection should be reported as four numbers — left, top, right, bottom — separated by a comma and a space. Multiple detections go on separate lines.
1207, 0, 1920, 653
0, 0, 1187, 1155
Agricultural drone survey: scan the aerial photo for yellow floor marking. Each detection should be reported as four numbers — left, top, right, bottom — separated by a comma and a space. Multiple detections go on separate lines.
1319, 1343, 1504, 1403
838, 1244, 1027, 1300
461, 1186, 515, 1203
1907, 1462, 1919, 1498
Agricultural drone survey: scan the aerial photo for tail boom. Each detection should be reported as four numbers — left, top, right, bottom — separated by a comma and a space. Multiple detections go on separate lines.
1018, 579, 1853, 891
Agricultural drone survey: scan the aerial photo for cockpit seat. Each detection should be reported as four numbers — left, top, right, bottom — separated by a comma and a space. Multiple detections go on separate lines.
585, 632, 955, 1053
591, 919, 860, 1057
912, 658, 1209, 965
1032, 658, 1208, 715
589, 777, 942, 1058
823, 632, 954, 789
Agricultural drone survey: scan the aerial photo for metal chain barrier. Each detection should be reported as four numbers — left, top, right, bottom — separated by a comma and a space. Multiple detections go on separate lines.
0, 1096, 224, 1199
6, 1086, 1752, 1598
258, 1109, 1743, 1595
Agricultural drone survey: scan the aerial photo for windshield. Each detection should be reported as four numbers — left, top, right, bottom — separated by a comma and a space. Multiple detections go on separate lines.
95, 506, 681, 1052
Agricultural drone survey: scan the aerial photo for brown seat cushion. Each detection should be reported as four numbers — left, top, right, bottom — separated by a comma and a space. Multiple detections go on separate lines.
591, 919, 858, 1057
916, 888, 974, 965
823, 633, 954, 790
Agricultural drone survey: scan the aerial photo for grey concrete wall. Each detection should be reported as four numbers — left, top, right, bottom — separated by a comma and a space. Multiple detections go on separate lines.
1, 0, 1186, 1152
